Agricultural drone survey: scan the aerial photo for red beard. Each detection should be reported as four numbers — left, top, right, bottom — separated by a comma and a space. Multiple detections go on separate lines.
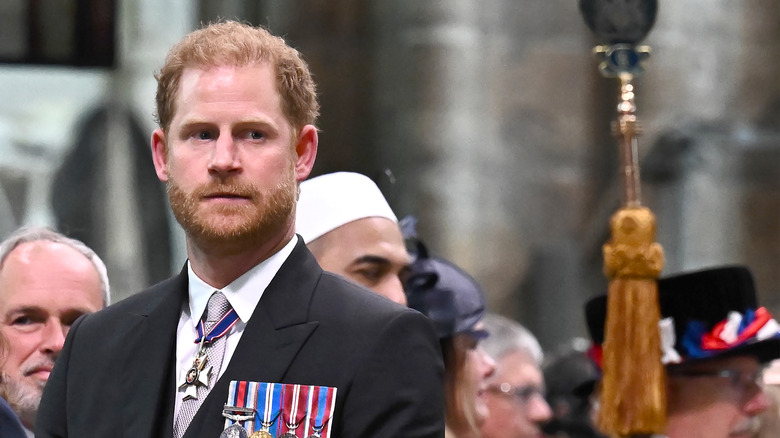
167, 173, 297, 255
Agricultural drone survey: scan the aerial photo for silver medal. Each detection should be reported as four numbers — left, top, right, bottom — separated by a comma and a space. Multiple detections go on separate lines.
219, 424, 249, 438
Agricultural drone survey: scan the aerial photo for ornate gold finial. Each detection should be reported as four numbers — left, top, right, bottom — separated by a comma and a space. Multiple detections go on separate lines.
603, 207, 664, 279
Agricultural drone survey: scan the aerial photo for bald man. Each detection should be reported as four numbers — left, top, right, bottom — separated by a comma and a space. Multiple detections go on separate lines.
0, 227, 108, 435
296, 172, 410, 304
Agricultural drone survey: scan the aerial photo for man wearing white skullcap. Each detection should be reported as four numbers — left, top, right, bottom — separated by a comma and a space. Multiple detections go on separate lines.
296, 172, 410, 305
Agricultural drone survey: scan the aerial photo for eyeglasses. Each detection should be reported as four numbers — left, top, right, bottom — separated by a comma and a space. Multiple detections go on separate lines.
486, 382, 546, 404
668, 367, 764, 394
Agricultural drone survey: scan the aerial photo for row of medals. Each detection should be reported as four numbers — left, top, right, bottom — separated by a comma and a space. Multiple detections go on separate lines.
220, 407, 325, 438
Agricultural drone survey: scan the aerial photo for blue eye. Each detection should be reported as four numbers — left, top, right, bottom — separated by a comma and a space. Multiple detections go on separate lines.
197, 131, 212, 140
248, 131, 264, 140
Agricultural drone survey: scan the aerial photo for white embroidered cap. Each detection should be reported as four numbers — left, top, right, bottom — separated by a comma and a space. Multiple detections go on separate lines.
296, 172, 398, 243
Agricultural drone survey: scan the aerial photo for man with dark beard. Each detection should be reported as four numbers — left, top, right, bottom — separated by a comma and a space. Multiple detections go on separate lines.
37, 21, 444, 438
0, 227, 108, 436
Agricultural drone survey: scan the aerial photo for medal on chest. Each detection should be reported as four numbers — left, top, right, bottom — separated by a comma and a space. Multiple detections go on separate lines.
219, 423, 249, 438
222, 381, 338, 438
248, 409, 280, 438
179, 307, 240, 401
221, 405, 256, 438
179, 337, 211, 400
304, 418, 330, 438
279, 384, 307, 438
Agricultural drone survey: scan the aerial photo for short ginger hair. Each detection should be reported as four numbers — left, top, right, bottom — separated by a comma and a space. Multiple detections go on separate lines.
154, 20, 319, 134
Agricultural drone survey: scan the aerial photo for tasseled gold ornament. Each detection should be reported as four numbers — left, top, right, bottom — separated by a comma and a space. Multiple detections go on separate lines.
599, 207, 666, 436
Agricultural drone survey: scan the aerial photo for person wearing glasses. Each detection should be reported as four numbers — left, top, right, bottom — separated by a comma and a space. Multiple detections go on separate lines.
585, 266, 778, 438
479, 313, 552, 438
404, 240, 496, 438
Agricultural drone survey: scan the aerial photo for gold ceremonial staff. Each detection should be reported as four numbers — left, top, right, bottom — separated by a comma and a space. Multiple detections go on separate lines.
579, 1, 666, 437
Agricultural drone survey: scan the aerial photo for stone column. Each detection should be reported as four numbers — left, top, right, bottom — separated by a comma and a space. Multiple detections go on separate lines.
369, 1, 595, 348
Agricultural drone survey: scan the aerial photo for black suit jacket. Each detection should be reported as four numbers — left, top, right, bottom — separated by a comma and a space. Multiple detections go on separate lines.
36, 239, 445, 437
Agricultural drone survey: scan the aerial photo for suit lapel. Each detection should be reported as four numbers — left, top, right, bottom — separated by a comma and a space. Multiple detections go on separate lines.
121, 269, 188, 438
184, 239, 322, 437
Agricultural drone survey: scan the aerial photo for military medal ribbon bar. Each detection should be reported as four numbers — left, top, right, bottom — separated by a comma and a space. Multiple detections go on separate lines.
222, 381, 337, 438
279, 384, 308, 438
303, 384, 336, 438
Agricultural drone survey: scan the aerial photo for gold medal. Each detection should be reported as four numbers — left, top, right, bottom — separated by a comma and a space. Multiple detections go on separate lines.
248, 407, 280, 438
249, 414, 277, 438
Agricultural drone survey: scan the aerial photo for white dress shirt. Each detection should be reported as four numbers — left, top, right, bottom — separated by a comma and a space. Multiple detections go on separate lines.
173, 236, 298, 420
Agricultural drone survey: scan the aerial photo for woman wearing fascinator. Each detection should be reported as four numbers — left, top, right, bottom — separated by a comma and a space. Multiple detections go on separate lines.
402, 225, 496, 438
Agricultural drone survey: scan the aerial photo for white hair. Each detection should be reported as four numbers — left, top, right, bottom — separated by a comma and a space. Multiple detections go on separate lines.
481, 313, 544, 365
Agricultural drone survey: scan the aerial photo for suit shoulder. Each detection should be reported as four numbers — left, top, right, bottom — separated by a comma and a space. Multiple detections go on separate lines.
78, 274, 183, 326
312, 272, 430, 326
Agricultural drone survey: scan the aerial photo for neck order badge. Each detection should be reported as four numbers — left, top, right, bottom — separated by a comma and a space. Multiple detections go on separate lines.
221, 381, 337, 438
179, 302, 240, 400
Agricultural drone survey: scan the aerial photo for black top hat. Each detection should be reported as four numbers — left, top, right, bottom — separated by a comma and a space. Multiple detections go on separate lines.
585, 266, 780, 366
404, 241, 487, 340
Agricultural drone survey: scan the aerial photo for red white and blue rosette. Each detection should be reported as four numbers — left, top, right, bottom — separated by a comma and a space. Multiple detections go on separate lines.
588, 307, 780, 367
666, 307, 780, 364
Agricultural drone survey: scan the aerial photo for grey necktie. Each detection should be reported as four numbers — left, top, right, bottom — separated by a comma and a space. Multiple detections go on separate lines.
173, 292, 232, 438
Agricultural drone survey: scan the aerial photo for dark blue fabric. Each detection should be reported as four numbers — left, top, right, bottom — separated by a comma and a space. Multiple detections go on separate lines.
0, 396, 26, 438
405, 240, 487, 339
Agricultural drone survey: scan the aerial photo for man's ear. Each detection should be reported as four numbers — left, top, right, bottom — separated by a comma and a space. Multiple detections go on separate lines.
294, 125, 318, 182
151, 128, 169, 182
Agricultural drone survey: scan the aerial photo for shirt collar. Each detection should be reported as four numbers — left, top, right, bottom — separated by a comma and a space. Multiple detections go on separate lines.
187, 236, 299, 325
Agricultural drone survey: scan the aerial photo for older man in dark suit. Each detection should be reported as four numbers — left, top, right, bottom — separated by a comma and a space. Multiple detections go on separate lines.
0, 227, 108, 437
36, 21, 444, 438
